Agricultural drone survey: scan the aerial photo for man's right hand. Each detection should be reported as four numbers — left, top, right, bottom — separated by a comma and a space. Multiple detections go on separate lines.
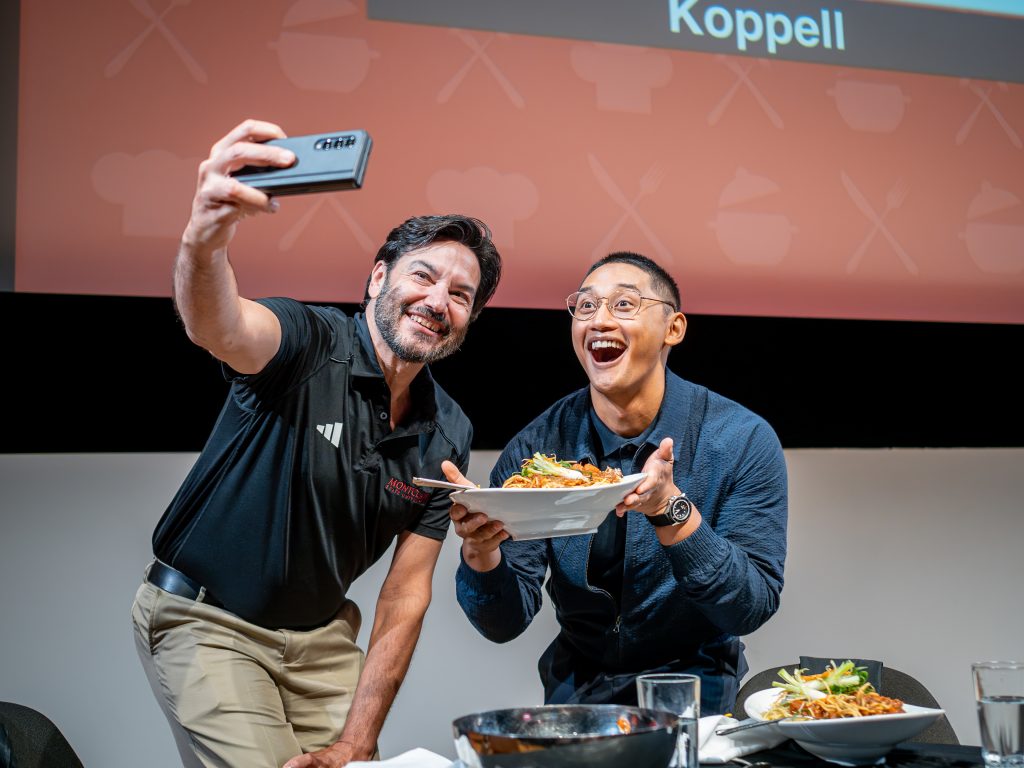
173, 120, 295, 374
182, 119, 296, 254
441, 460, 507, 573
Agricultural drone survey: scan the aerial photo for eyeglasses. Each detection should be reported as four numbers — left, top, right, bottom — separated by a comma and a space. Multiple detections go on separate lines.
566, 289, 676, 321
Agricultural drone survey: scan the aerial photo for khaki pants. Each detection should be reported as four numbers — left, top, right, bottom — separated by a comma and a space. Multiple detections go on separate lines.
131, 577, 365, 768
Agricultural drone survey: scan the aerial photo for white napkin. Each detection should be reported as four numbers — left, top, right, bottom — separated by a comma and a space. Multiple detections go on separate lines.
345, 747, 456, 768
698, 715, 788, 764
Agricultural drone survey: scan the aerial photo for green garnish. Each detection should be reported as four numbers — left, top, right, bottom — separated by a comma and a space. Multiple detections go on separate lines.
519, 453, 586, 481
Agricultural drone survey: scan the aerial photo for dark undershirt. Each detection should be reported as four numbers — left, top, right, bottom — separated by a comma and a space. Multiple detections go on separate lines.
587, 411, 657, 599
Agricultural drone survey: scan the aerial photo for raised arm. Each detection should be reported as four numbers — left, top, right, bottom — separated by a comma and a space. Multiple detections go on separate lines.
174, 119, 296, 374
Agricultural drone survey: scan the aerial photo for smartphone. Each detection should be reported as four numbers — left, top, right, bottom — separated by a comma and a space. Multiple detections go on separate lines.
230, 129, 372, 196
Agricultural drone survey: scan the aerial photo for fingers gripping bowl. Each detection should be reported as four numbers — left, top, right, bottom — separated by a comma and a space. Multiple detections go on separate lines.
453, 705, 680, 768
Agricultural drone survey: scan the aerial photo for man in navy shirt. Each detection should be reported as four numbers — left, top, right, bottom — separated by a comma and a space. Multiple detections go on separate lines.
132, 119, 501, 768
444, 252, 787, 714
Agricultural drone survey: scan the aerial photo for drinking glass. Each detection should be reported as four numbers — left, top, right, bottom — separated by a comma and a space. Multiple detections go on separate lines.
636, 673, 700, 768
972, 660, 1024, 767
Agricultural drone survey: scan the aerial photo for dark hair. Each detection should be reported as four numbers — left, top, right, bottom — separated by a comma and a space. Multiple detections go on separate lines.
583, 251, 681, 311
363, 214, 502, 321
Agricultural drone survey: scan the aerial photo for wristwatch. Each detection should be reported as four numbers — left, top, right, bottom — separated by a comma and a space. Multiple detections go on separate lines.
647, 494, 693, 527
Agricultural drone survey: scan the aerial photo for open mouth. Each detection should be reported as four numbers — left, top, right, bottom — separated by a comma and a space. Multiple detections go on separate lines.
589, 338, 625, 364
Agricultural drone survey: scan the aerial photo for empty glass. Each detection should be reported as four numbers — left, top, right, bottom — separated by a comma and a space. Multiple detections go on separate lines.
637, 673, 701, 768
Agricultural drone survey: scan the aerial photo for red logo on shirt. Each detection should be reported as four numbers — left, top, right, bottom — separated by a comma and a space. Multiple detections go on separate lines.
385, 477, 430, 505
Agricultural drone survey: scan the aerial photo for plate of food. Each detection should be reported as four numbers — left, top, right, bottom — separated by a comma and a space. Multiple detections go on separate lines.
743, 661, 946, 765
443, 454, 646, 541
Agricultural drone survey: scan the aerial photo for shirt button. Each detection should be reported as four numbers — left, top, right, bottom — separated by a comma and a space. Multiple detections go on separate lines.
379, 412, 388, 421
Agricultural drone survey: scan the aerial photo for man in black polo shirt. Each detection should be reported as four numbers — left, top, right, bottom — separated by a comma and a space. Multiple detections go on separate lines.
130, 120, 502, 768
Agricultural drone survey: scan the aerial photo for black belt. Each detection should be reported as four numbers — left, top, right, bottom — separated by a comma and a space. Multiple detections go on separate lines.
147, 560, 223, 609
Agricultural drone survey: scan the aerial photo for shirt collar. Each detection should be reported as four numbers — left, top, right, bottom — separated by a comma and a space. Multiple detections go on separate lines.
352, 311, 384, 377
352, 311, 438, 428
589, 404, 661, 471
571, 370, 698, 468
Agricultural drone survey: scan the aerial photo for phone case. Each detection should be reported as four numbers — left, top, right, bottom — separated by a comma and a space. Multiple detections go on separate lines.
230, 129, 373, 196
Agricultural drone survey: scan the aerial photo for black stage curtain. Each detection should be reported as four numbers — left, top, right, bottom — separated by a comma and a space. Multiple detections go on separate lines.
2, 291, 1021, 453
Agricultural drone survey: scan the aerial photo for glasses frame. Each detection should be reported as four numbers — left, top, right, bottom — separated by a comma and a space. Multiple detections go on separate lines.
565, 289, 677, 321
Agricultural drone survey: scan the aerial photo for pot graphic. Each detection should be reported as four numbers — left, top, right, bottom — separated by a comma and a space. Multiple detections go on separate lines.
709, 168, 796, 265
282, 0, 358, 27
828, 79, 910, 133
961, 182, 1024, 274
270, 31, 378, 93
709, 211, 795, 266
963, 223, 1024, 274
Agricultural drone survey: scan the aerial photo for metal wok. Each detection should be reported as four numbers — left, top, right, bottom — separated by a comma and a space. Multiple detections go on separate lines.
452, 704, 679, 767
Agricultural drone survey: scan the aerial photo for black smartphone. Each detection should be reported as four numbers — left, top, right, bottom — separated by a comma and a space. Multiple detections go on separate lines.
230, 130, 372, 196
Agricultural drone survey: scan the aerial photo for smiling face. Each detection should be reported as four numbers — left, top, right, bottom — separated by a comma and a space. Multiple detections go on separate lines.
367, 241, 481, 365
571, 262, 686, 409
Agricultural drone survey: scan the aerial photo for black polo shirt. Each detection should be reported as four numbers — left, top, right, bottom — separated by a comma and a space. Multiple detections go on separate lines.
152, 299, 471, 630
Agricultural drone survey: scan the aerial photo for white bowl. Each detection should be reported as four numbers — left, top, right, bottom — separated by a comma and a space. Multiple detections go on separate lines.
743, 688, 945, 765
450, 473, 646, 540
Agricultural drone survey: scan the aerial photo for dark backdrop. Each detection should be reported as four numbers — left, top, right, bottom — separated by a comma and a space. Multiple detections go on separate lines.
2, 2, 1020, 453
2, 291, 1020, 452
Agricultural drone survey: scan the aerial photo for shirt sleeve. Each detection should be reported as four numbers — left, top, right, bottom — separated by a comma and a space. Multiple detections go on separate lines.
455, 434, 550, 642
406, 429, 473, 541
665, 417, 788, 636
223, 298, 336, 405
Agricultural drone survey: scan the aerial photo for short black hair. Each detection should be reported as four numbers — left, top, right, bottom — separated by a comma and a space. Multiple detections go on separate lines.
583, 251, 681, 311
364, 214, 502, 321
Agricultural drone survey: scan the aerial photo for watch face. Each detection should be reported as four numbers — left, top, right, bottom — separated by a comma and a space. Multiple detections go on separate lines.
668, 495, 692, 523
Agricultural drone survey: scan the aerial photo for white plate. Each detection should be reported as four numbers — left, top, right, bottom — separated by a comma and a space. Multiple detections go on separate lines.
743, 688, 945, 765
449, 473, 647, 541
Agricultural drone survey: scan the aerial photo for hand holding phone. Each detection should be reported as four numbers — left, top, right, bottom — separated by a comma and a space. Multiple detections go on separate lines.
230, 130, 373, 196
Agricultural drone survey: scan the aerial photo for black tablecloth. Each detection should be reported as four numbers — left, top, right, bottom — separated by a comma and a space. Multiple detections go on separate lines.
720, 741, 983, 768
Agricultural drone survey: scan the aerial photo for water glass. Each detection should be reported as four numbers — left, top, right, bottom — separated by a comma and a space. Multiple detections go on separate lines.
972, 660, 1024, 767
636, 673, 700, 768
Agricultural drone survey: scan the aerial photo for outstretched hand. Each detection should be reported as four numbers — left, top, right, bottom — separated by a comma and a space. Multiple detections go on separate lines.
615, 437, 680, 518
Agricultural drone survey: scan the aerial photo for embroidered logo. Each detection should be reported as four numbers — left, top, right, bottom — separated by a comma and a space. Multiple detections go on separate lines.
385, 477, 430, 505
316, 422, 343, 448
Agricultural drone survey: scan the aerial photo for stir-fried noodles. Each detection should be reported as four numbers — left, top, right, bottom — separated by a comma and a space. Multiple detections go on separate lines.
764, 688, 906, 720
502, 453, 624, 488
762, 661, 905, 720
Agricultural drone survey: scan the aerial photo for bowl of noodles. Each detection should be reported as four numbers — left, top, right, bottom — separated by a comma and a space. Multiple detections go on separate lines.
449, 454, 647, 540
743, 686, 945, 764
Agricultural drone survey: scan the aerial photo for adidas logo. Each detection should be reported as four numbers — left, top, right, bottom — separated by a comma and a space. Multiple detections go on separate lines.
316, 422, 343, 448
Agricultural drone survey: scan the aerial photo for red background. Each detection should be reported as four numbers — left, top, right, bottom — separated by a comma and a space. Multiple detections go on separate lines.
15, 0, 1024, 322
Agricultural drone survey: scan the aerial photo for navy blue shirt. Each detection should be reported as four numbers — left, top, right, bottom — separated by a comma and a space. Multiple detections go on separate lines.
587, 411, 658, 599
153, 301, 471, 630
456, 370, 788, 714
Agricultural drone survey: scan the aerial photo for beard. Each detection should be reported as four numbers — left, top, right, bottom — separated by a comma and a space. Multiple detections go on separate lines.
373, 276, 469, 364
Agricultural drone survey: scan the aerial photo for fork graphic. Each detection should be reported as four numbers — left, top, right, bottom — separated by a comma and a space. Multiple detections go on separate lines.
437, 31, 524, 107
278, 198, 374, 253
106, 0, 205, 83
845, 178, 912, 274
592, 164, 667, 258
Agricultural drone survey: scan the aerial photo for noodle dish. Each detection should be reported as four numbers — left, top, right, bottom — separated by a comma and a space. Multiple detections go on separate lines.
450, 454, 645, 541
742, 661, 946, 764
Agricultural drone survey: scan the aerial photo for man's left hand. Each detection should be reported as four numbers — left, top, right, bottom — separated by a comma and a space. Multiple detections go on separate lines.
283, 741, 357, 768
615, 436, 680, 517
